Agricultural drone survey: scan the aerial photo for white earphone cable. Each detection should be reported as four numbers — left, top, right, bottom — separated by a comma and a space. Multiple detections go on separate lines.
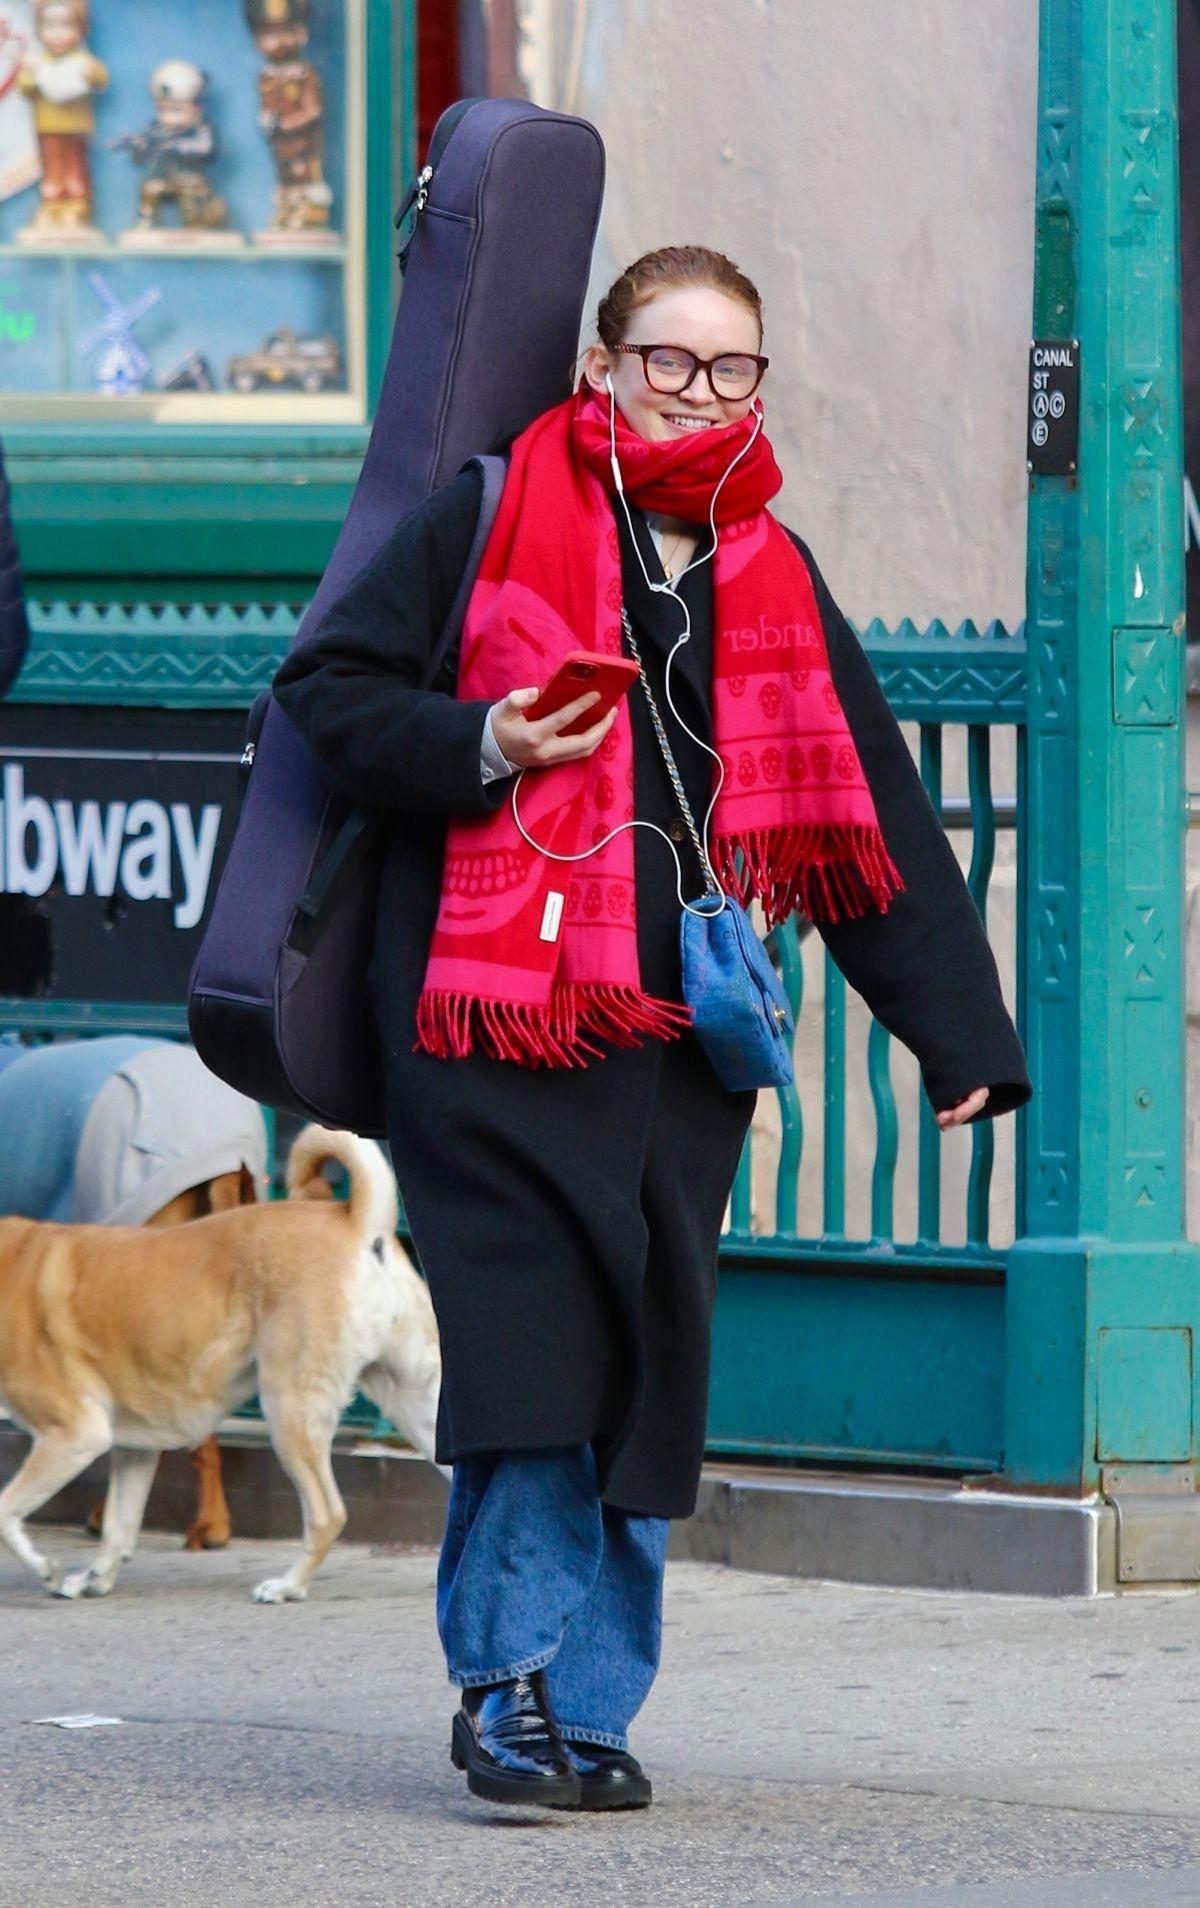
509, 375, 766, 919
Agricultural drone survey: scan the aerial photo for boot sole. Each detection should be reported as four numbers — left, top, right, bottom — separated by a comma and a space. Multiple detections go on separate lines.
451, 1711, 582, 1809
576, 1776, 653, 1811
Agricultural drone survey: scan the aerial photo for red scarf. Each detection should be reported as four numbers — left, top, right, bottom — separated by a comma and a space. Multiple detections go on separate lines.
415, 388, 903, 1068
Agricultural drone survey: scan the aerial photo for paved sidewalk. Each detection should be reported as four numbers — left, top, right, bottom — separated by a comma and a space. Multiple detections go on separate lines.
3, 1528, 1200, 1908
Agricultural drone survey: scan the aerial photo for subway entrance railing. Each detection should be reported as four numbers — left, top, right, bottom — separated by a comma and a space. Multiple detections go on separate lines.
709, 614, 1027, 1477
0, 602, 1026, 1465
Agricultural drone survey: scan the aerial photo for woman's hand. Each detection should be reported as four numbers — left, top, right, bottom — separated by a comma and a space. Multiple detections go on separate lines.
489, 686, 618, 770
935, 1086, 990, 1130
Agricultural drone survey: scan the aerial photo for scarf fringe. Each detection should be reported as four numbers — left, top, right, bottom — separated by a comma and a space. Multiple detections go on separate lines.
714, 825, 906, 930
415, 983, 695, 1070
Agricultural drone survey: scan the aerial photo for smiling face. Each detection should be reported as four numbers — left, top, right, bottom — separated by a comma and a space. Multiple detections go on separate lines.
583, 282, 763, 445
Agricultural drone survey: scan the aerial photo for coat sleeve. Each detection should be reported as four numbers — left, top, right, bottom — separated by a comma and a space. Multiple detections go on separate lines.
789, 533, 1032, 1124
271, 464, 509, 818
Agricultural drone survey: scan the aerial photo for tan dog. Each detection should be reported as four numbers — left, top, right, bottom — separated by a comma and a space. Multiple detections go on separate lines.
0, 1033, 270, 1552
0, 1126, 442, 1603
89, 1163, 259, 1554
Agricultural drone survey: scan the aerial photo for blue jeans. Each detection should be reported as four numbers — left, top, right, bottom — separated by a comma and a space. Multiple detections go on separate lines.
436, 1443, 670, 1752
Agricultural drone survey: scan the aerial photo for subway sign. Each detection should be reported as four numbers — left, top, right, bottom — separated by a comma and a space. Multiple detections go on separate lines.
0, 705, 243, 1005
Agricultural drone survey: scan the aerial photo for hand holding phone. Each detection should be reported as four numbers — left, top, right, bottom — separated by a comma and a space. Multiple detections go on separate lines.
524, 652, 639, 736
489, 650, 638, 770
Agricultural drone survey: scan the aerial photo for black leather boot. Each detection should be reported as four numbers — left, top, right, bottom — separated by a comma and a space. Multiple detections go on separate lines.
565, 1741, 653, 1810
450, 1670, 582, 1807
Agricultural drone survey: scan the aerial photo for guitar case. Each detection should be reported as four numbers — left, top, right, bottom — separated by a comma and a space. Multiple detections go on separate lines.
188, 98, 605, 1135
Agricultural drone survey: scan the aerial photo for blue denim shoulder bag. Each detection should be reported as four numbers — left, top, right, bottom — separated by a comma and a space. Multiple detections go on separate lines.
621, 613, 795, 1094
680, 891, 795, 1092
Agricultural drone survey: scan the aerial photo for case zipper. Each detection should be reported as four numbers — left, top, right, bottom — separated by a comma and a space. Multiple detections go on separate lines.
395, 163, 434, 271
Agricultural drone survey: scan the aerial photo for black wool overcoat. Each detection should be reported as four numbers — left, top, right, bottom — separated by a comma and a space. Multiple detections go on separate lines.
272, 466, 1033, 1519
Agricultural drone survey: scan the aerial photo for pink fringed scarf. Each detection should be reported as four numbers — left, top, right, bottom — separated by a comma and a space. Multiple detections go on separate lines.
415, 388, 903, 1068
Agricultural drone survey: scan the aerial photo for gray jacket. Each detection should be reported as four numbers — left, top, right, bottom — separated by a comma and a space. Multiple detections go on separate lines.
0, 1035, 266, 1226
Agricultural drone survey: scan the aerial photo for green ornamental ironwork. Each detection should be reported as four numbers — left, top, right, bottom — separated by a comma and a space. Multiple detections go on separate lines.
1009, 0, 1200, 1488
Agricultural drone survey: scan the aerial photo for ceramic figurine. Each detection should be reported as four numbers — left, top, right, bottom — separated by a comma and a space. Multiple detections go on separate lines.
113, 60, 242, 248
0, 5, 43, 205
245, 0, 337, 245
78, 269, 161, 395
158, 349, 216, 393
16, 0, 107, 244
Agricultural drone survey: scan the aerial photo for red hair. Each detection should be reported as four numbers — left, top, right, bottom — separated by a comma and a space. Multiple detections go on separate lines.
595, 245, 764, 347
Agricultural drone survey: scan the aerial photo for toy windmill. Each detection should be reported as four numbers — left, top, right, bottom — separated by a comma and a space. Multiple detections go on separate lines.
78, 270, 162, 394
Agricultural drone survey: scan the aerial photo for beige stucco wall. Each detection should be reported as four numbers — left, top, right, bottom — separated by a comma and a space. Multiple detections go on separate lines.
523, 0, 1040, 627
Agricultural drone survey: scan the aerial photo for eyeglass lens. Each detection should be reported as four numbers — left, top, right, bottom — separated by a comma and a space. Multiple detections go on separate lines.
645, 346, 760, 398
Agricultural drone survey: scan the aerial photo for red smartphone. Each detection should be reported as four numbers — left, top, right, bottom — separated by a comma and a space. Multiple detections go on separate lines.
523, 650, 639, 738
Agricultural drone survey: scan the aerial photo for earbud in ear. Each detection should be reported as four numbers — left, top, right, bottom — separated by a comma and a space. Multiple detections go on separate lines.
604, 370, 615, 395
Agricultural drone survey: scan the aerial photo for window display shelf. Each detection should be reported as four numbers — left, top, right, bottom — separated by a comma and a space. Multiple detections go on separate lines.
0, 0, 369, 425
0, 0, 408, 579
0, 241, 349, 259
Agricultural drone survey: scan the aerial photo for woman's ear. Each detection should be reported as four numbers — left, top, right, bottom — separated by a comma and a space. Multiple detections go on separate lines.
581, 344, 613, 396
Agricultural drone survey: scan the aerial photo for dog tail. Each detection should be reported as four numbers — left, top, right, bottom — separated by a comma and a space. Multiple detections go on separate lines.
285, 1126, 399, 1248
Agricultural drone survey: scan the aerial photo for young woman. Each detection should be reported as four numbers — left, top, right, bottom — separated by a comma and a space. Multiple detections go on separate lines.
272, 247, 1031, 1814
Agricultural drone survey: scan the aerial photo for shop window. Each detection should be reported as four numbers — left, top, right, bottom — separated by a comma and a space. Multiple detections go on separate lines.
0, 0, 366, 423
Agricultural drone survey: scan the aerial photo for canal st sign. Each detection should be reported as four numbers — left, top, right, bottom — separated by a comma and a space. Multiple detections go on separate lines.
1027, 338, 1080, 475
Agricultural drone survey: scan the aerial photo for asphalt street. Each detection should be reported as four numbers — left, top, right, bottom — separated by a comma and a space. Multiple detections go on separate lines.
3, 1526, 1200, 1907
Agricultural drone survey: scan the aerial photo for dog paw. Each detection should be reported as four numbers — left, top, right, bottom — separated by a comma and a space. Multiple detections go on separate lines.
251, 1576, 306, 1604
55, 1566, 114, 1599
184, 1523, 232, 1552
54, 1568, 95, 1600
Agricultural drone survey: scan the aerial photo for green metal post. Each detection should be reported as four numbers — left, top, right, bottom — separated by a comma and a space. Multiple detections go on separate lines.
1008, 0, 1200, 1487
